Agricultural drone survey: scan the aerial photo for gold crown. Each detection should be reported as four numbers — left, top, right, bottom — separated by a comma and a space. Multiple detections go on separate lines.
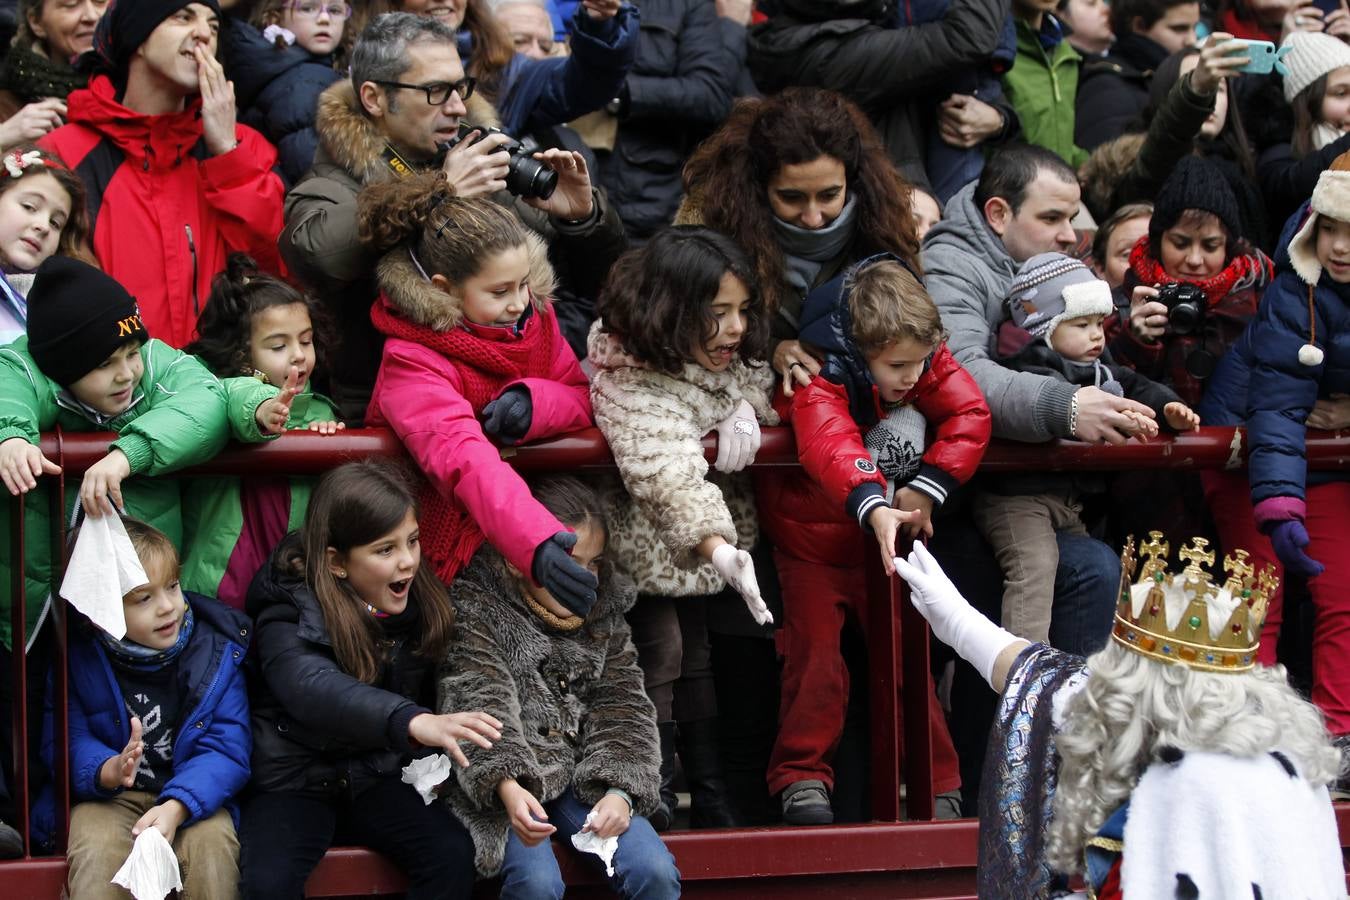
1111, 532, 1278, 673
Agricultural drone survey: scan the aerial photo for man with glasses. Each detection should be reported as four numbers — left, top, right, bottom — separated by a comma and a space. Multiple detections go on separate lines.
40, 0, 286, 349
282, 12, 626, 422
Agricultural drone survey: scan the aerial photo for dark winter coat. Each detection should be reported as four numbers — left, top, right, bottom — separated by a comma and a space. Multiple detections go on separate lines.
245, 534, 438, 797
439, 549, 659, 876
1075, 32, 1169, 151
745, 0, 1008, 190
1258, 132, 1350, 240
1199, 204, 1350, 502
33, 595, 252, 847
598, 0, 738, 238
756, 259, 989, 567
224, 17, 341, 187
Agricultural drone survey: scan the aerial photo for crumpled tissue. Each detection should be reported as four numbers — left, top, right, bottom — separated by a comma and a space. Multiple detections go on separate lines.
60, 513, 147, 640
401, 754, 452, 804
111, 827, 182, 900
570, 811, 618, 876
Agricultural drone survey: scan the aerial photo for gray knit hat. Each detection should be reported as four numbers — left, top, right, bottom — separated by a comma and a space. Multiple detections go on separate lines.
1282, 31, 1350, 103
1006, 252, 1115, 345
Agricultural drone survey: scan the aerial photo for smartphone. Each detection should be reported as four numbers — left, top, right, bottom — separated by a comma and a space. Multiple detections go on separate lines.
1226, 38, 1289, 75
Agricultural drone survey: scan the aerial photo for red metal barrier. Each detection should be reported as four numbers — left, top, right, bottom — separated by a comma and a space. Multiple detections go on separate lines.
6, 425, 1350, 897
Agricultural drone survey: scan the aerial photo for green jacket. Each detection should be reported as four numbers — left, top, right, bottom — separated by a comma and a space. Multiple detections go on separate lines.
1003, 17, 1088, 168
179, 379, 339, 607
0, 337, 229, 650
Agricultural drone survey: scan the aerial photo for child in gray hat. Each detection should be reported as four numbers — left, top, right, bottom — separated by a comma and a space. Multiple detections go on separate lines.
975, 252, 1200, 644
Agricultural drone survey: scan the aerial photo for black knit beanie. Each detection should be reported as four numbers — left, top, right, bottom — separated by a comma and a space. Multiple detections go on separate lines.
27, 257, 147, 387
1148, 155, 1242, 246
84, 0, 223, 77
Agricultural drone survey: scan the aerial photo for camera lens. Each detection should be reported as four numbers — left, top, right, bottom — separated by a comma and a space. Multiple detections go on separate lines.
507, 154, 558, 200
1169, 302, 1202, 336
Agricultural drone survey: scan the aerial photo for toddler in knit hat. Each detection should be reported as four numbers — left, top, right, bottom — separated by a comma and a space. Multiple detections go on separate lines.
973, 253, 1199, 645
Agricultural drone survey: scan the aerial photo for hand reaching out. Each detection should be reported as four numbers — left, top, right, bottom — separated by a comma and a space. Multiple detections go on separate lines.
408, 711, 503, 768
1164, 402, 1201, 431
869, 504, 922, 576
99, 716, 144, 790
256, 366, 302, 435
0, 437, 61, 496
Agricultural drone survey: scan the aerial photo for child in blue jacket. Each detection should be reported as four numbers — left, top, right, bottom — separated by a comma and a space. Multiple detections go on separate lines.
38, 518, 251, 899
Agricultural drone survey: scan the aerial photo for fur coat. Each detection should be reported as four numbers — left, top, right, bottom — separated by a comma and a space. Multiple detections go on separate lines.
439, 548, 660, 876
587, 320, 778, 596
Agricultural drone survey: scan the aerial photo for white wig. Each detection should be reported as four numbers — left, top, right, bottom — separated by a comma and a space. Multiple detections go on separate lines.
1044, 640, 1342, 875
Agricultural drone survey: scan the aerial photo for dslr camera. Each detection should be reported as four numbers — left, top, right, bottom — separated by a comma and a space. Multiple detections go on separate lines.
446, 123, 558, 201
1155, 282, 1207, 336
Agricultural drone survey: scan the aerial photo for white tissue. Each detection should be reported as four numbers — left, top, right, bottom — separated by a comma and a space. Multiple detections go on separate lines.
59, 514, 147, 640
401, 754, 452, 804
570, 811, 618, 876
111, 827, 182, 900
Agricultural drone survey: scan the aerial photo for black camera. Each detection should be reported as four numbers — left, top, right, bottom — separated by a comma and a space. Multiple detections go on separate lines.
1155, 282, 1207, 336
448, 123, 558, 201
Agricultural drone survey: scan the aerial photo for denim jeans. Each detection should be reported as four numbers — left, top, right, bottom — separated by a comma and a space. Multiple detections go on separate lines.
1048, 531, 1119, 657
499, 787, 681, 899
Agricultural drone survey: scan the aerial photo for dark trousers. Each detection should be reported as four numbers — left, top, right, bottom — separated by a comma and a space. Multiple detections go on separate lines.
239, 775, 476, 899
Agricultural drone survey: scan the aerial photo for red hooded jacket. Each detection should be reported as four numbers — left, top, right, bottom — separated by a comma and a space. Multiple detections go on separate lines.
42, 75, 286, 347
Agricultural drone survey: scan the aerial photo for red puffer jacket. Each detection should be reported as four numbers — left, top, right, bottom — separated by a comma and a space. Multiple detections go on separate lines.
757, 343, 990, 567
42, 75, 286, 348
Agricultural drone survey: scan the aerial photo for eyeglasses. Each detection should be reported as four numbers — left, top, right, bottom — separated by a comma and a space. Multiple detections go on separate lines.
373, 77, 476, 105
289, 1, 352, 18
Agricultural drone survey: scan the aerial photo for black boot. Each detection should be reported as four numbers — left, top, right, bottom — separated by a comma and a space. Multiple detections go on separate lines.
648, 721, 679, 832
677, 718, 741, 829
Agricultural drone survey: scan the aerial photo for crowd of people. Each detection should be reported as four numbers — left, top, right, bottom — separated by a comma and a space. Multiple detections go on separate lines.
0, 0, 1347, 895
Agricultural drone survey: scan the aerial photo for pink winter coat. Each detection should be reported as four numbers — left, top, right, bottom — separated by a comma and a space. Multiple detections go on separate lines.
365, 244, 591, 583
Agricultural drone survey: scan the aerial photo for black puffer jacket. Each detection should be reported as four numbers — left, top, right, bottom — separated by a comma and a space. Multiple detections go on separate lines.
598, 0, 740, 238
245, 533, 438, 797
224, 17, 341, 187
746, 0, 1006, 189
1074, 33, 1168, 151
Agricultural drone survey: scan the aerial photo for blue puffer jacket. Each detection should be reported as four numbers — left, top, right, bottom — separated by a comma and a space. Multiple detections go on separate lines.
31, 594, 252, 847
459, 4, 639, 136
1199, 203, 1350, 503
224, 17, 341, 186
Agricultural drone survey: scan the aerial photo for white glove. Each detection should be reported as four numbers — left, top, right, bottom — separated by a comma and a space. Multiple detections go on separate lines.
711, 542, 773, 625
713, 399, 761, 473
894, 542, 1016, 686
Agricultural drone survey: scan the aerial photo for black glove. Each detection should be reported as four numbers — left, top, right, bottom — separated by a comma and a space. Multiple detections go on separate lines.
531, 531, 598, 618
482, 386, 532, 445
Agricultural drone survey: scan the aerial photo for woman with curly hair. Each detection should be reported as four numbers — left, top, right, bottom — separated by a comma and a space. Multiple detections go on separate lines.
897, 541, 1345, 900
678, 87, 922, 395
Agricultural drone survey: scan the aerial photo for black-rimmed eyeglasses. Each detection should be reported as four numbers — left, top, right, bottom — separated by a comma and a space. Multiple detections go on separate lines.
373, 77, 476, 106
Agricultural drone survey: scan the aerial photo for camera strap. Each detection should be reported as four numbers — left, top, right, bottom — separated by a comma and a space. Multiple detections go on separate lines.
382, 144, 419, 179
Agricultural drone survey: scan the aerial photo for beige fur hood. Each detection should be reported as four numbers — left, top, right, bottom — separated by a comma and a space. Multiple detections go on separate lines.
314, 79, 501, 187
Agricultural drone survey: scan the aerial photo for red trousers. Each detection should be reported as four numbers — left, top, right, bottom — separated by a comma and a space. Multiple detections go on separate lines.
1204, 471, 1350, 734
766, 550, 962, 796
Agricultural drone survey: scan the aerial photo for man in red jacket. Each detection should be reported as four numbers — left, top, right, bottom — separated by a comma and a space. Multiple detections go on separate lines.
41, 0, 285, 348
756, 254, 991, 825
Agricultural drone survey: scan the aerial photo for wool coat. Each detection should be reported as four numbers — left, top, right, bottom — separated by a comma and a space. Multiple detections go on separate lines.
587, 320, 777, 596
439, 548, 659, 876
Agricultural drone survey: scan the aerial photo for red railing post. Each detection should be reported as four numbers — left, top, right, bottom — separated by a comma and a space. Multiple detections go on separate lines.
50, 426, 69, 852
8, 488, 28, 857
897, 565, 934, 820
864, 546, 901, 822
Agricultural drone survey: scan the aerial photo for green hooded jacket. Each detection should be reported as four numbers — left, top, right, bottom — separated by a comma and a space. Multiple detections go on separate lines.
0, 337, 229, 650
1003, 17, 1088, 169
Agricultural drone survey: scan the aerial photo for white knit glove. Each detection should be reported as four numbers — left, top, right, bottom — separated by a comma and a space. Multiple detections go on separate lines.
713, 399, 761, 473
894, 542, 1016, 686
711, 542, 773, 625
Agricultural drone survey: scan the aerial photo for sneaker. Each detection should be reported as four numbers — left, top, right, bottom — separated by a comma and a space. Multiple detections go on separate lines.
781, 779, 833, 825
935, 789, 964, 820
1332, 735, 1350, 801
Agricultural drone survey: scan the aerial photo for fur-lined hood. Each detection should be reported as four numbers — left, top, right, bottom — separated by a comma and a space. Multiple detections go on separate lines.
314, 79, 501, 187
1287, 159, 1350, 285
375, 232, 557, 332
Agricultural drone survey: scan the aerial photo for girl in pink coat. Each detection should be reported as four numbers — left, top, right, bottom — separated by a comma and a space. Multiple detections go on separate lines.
359, 175, 599, 616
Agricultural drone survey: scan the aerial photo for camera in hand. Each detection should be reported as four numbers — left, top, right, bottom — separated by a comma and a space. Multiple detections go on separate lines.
446, 123, 558, 201
1155, 282, 1207, 336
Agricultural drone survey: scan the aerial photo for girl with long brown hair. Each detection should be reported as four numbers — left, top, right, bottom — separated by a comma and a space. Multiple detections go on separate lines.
678, 86, 922, 395
240, 459, 501, 899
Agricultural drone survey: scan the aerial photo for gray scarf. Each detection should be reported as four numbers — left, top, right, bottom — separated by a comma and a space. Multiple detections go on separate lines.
772, 195, 859, 328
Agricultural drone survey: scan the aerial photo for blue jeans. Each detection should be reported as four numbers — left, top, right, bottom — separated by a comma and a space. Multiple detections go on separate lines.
499, 787, 681, 899
1048, 531, 1119, 657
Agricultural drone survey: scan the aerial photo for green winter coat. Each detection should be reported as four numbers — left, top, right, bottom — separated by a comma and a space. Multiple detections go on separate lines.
0, 337, 229, 651
1003, 17, 1088, 169
179, 378, 339, 607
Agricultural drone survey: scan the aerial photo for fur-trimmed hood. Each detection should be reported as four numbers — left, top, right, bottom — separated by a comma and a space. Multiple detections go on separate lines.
374, 232, 556, 332
1288, 158, 1350, 285
313, 79, 501, 187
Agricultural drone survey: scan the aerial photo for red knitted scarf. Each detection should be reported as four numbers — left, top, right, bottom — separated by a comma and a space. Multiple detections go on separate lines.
1128, 241, 1273, 308
370, 297, 560, 582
